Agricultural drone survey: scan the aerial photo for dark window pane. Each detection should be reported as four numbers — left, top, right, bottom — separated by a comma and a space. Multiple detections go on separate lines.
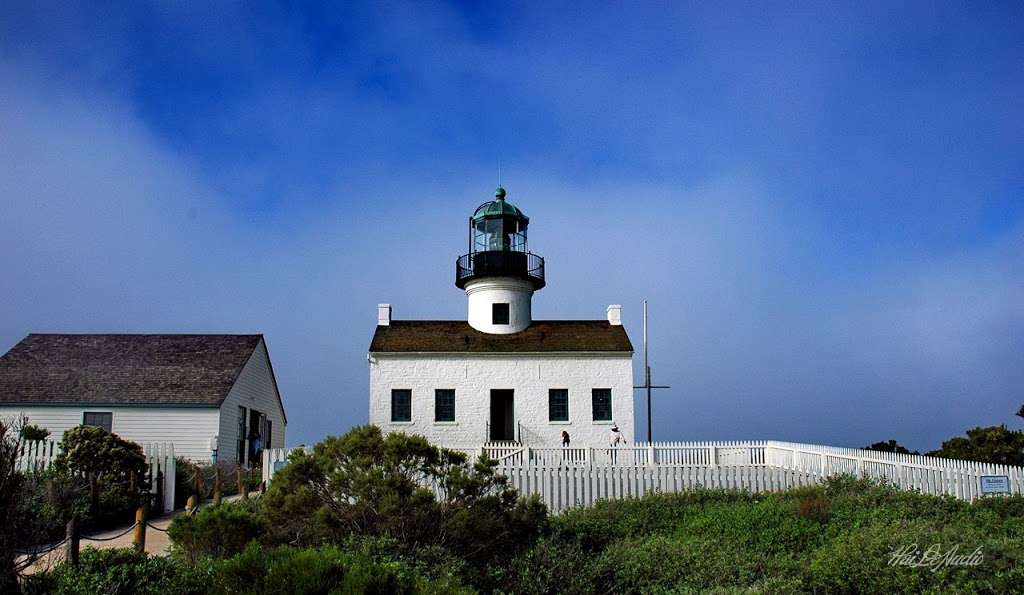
435, 389, 456, 422
392, 389, 412, 422
549, 389, 569, 421
592, 389, 612, 421
237, 406, 247, 463
83, 412, 113, 433
492, 303, 510, 325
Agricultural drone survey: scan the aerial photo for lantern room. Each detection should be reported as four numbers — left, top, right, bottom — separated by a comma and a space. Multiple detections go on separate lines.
455, 187, 545, 290
471, 186, 529, 252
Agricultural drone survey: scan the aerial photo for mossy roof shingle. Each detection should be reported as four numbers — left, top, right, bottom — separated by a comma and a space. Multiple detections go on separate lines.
369, 321, 633, 353
0, 334, 263, 406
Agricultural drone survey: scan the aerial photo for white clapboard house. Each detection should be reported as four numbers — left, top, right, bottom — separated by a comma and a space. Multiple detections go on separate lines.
0, 334, 286, 464
369, 187, 635, 449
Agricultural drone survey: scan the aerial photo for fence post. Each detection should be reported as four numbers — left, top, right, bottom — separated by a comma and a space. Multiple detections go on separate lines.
65, 516, 80, 567
133, 505, 147, 553
186, 495, 197, 515
155, 469, 165, 515
213, 467, 222, 506
648, 444, 656, 467
238, 467, 249, 500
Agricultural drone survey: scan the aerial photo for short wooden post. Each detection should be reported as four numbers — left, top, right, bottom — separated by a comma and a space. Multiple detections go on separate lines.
132, 505, 147, 553
65, 516, 80, 567
186, 495, 197, 515
213, 467, 222, 506
238, 467, 248, 499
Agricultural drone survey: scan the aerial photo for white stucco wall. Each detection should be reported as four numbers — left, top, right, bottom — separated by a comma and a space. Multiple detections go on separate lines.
465, 278, 535, 334
218, 338, 288, 464
0, 405, 220, 461
368, 353, 634, 449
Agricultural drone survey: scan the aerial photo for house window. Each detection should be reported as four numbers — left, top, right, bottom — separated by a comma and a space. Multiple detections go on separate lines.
549, 389, 569, 422
82, 412, 113, 433
435, 389, 455, 422
391, 389, 412, 422
592, 389, 612, 421
492, 303, 510, 325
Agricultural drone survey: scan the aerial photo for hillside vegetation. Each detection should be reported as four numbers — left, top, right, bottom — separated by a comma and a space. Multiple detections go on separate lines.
15, 426, 1024, 594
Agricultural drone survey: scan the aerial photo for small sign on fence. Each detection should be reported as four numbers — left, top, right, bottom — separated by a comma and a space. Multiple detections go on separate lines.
980, 475, 1010, 495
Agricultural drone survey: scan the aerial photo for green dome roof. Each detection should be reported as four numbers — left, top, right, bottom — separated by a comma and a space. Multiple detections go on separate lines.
472, 187, 529, 224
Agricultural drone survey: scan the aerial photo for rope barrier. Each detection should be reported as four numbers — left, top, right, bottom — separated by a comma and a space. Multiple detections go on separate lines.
80, 521, 139, 542
15, 537, 68, 556
145, 522, 169, 533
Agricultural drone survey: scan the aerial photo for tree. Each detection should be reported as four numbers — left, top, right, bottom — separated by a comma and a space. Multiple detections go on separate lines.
1016, 404, 1024, 421
0, 416, 26, 592
927, 426, 1024, 466
262, 426, 546, 580
863, 440, 919, 455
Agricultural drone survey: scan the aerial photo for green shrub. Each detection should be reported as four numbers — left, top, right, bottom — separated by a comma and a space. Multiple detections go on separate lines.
496, 537, 598, 595
20, 424, 50, 441
551, 489, 756, 552
22, 548, 211, 595
211, 543, 470, 595
168, 500, 267, 563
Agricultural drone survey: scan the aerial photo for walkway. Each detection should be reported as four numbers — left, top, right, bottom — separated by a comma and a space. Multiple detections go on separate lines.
19, 492, 257, 574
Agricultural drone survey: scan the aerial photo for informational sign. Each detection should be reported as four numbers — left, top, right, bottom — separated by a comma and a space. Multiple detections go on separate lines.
980, 475, 1010, 494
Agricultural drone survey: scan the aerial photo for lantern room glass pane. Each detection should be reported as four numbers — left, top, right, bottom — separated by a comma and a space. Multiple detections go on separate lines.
472, 216, 529, 254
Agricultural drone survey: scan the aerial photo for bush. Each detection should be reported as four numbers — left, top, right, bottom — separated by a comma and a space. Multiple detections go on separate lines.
211, 543, 470, 595
496, 537, 598, 595
261, 426, 547, 571
22, 548, 211, 595
550, 489, 755, 552
20, 425, 50, 441
168, 500, 267, 563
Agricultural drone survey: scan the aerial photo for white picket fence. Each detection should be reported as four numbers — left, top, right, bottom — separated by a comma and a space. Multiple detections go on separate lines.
260, 439, 1024, 512
16, 439, 177, 512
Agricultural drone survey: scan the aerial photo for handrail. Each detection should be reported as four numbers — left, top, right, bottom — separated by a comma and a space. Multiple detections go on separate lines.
455, 250, 545, 289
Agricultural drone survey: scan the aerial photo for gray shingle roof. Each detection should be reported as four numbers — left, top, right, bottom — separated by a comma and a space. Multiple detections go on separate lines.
369, 321, 633, 353
0, 334, 263, 406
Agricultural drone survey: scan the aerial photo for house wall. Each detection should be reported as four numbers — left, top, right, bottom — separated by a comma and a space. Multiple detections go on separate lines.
217, 338, 287, 464
368, 353, 634, 449
0, 405, 219, 461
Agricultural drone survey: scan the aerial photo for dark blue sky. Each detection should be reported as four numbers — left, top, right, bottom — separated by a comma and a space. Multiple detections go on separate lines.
2, 2, 1022, 451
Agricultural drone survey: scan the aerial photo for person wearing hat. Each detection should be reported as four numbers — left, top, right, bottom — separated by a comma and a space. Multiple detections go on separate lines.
609, 423, 627, 447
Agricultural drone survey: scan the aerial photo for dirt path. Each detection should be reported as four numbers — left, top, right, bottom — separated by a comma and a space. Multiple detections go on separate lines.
19, 493, 257, 574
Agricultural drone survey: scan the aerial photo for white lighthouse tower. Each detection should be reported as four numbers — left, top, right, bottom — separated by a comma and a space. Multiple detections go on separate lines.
455, 187, 545, 334
369, 186, 634, 448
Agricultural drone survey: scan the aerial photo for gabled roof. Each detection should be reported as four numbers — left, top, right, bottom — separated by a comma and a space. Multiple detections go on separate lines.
0, 334, 264, 407
369, 321, 633, 353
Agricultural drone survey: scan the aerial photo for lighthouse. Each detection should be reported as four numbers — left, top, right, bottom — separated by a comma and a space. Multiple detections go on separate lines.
456, 187, 545, 334
369, 187, 635, 448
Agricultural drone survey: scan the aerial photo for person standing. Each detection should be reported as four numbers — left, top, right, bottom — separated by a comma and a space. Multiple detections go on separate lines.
609, 424, 626, 447
561, 430, 571, 447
